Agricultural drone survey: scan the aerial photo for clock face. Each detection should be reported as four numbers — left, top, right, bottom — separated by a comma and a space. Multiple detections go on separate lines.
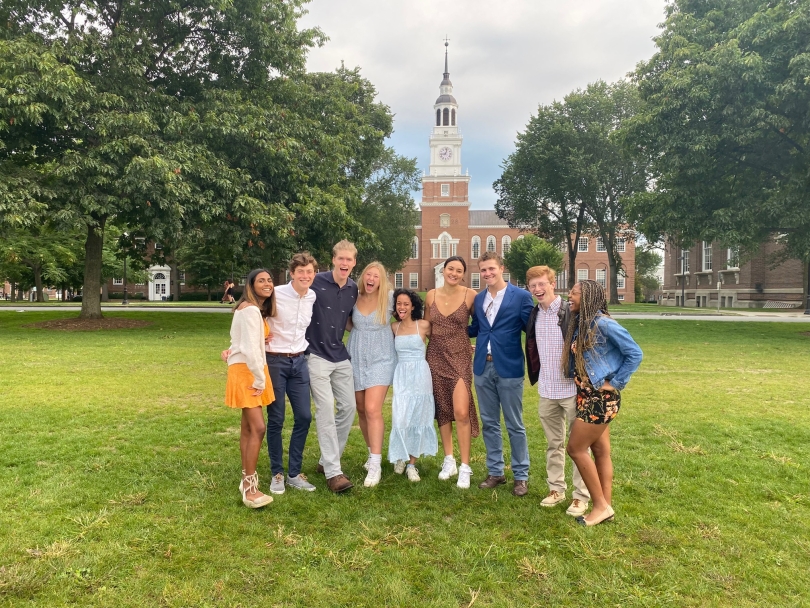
439, 146, 453, 161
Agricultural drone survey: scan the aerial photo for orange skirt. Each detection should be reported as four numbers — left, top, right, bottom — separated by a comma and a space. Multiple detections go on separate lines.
225, 363, 274, 409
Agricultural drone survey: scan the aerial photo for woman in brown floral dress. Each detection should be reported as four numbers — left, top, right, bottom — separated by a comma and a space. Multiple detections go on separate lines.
425, 256, 479, 489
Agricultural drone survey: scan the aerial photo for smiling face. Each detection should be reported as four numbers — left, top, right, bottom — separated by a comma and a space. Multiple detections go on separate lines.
291, 264, 315, 292
363, 267, 381, 294
395, 294, 413, 321
528, 274, 555, 308
253, 272, 274, 302
443, 260, 465, 286
478, 258, 504, 288
332, 248, 357, 283
568, 283, 582, 313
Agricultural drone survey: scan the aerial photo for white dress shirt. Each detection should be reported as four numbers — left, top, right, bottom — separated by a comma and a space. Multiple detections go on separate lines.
483, 285, 507, 355
266, 282, 316, 354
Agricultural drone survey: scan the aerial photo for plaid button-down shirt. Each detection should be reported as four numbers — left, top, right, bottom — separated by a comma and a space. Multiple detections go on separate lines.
534, 296, 576, 399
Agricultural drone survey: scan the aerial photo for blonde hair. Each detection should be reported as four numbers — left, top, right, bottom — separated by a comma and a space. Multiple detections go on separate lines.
526, 265, 556, 285
332, 240, 357, 259
358, 261, 392, 324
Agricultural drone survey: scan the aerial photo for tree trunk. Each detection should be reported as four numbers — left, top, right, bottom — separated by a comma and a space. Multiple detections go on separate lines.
101, 282, 109, 302
80, 219, 106, 319
207, 285, 212, 301
62, 286, 67, 302
607, 249, 621, 306
169, 261, 181, 302
10, 281, 16, 303
567, 239, 578, 290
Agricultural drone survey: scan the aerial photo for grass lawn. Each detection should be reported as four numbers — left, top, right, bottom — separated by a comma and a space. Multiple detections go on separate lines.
0, 312, 808, 607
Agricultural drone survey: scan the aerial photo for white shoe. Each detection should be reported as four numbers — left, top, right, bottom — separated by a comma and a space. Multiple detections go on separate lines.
364, 464, 382, 487
438, 456, 458, 481
406, 465, 420, 482
362, 453, 371, 471
566, 499, 589, 517
540, 490, 566, 507
457, 464, 472, 489
394, 460, 406, 474
240, 473, 273, 509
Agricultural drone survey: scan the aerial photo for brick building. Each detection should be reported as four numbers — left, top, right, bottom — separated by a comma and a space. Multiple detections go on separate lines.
396, 45, 635, 301
660, 240, 804, 308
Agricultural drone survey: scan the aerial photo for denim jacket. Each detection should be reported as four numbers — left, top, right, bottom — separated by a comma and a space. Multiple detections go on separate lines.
570, 313, 642, 391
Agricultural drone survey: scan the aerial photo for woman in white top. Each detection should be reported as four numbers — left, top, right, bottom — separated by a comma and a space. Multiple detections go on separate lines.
224, 268, 276, 508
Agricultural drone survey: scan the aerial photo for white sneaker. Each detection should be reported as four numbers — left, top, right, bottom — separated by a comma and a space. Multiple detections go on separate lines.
540, 490, 566, 507
457, 464, 472, 489
406, 464, 420, 482
566, 499, 589, 517
394, 460, 406, 474
438, 456, 458, 480
269, 472, 286, 495
364, 464, 382, 487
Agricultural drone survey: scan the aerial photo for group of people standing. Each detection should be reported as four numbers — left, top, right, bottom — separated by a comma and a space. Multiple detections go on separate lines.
223, 240, 642, 527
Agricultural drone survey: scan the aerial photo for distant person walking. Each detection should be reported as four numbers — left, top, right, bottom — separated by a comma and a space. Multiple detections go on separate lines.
468, 252, 534, 496
525, 266, 590, 517
346, 261, 396, 488
563, 280, 642, 526
224, 269, 276, 509
424, 256, 478, 489
222, 281, 235, 304
307, 240, 359, 493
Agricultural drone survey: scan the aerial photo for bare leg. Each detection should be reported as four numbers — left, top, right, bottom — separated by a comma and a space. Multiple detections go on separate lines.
363, 385, 389, 455
591, 427, 613, 505
452, 379, 472, 465
439, 423, 454, 458
567, 419, 611, 524
409, 455, 417, 465
241, 407, 268, 500
355, 390, 370, 449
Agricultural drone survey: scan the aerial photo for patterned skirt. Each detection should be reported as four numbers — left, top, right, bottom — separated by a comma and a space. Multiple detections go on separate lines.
574, 374, 621, 425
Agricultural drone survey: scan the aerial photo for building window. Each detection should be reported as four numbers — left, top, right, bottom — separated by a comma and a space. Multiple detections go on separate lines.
517, 234, 524, 240
680, 249, 690, 273
411, 237, 418, 260
409, 273, 419, 289
596, 237, 606, 252
179, 271, 185, 285
702, 241, 712, 271
726, 247, 739, 269
618, 294, 625, 301
285, 270, 291, 283
486, 235, 496, 253
617, 271, 626, 289
394, 273, 403, 288
451, 109, 456, 126
440, 235, 450, 259
154, 242, 162, 250
471, 236, 481, 259
617, 238, 626, 253
577, 268, 589, 282
451, 243, 457, 256
432, 243, 439, 259
154, 272, 166, 280
595, 269, 606, 288
556, 270, 567, 290
578, 237, 589, 252
436, 109, 441, 126
441, 184, 450, 197
442, 108, 449, 126
113, 278, 123, 286
471, 273, 481, 290
502, 235, 511, 255
440, 213, 450, 227
503, 272, 511, 284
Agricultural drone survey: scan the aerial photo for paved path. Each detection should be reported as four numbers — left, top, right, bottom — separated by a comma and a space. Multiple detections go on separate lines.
3, 306, 810, 321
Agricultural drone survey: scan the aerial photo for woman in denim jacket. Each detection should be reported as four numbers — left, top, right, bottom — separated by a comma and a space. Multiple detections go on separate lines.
563, 280, 642, 526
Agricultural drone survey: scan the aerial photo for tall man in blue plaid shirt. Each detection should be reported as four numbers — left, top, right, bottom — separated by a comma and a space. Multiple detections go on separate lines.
524, 266, 590, 517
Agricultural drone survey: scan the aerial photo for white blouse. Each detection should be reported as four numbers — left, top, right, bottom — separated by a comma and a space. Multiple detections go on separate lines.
227, 306, 267, 390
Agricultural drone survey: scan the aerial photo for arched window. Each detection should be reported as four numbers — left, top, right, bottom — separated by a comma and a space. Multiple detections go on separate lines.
502, 235, 512, 255
517, 234, 525, 240
486, 235, 496, 253
451, 109, 456, 126
471, 236, 481, 259
411, 236, 418, 260
440, 235, 450, 259
436, 109, 441, 126
442, 108, 449, 126
154, 273, 166, 280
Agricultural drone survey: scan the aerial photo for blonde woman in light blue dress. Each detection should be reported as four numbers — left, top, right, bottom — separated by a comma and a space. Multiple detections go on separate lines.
388, 289, 438, 482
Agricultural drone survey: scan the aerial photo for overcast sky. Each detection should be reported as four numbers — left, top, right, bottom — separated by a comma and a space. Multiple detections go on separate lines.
299, 0, 666, 209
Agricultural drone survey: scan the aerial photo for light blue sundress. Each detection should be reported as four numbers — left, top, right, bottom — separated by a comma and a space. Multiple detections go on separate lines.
388, 320, 438, 463
347, 292, 396, 391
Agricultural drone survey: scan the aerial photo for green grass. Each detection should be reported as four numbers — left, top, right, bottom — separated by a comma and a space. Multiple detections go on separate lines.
0, 312, 808, 606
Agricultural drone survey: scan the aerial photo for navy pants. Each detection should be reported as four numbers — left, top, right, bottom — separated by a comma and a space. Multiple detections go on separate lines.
266, 354, 312, 478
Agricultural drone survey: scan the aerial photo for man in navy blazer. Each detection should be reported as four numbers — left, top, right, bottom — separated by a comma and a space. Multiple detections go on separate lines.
468, 251, 535, 496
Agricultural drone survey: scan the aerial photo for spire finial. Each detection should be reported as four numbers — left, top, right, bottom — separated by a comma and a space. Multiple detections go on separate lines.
443, 37, 450, 78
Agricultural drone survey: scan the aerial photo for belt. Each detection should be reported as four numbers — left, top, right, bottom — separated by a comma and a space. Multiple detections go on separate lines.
267, 351, 306, 358
486, 354, 493, 361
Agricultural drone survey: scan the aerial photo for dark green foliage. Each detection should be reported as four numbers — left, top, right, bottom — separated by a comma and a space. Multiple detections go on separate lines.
503, 234, 564, 285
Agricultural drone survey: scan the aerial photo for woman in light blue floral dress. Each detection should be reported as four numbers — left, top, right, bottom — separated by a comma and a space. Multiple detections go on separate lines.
346, 262, 396, 487
388, 289, 438, 482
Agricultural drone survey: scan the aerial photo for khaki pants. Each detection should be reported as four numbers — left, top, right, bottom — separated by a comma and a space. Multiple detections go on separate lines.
308, 354, 356, 479
538, 396, 590, 502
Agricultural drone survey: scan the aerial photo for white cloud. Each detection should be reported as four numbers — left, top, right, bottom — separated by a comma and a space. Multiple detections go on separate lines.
300, 0, 664, 208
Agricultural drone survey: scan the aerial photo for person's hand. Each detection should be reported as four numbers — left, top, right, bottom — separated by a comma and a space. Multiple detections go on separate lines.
600, 381, 616, 392
265, 331, 274, 344
220, 349, 231, 361
250, 386, 263, 396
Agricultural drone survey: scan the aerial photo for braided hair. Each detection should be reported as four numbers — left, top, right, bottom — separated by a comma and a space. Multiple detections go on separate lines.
561, 280, 610, 378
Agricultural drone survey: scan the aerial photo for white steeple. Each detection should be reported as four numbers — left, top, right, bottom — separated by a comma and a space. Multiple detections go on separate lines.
429, 40, 463, 177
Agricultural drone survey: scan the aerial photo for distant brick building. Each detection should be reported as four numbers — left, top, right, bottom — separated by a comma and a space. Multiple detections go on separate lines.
396, 45, 635, 301
660, 240, 804, 308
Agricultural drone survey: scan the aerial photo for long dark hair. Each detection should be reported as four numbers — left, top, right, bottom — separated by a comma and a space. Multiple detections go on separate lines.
233, 268, 276, 318
561, 280, 609, 377
393, 288, 423, 321
443, 255, 467, 273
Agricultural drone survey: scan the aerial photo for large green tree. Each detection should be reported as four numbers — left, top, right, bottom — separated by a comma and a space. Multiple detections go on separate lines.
631, 0, 810, 306
502, 234, 564, 287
